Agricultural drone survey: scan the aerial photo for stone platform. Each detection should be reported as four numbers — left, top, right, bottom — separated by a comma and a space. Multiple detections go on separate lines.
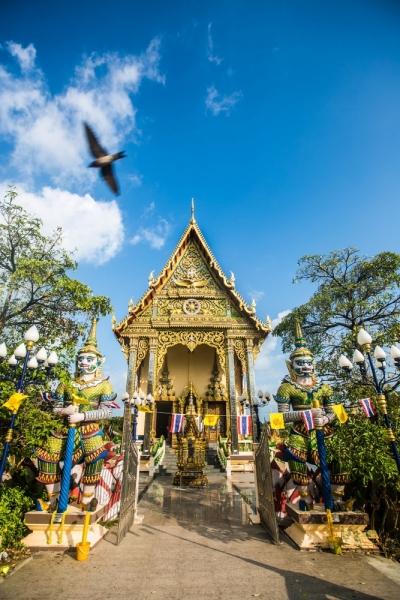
285, 502, 380, 552
23, 504, 107, 550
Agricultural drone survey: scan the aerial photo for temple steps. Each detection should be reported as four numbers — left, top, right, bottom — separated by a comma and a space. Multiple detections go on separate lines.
156, 443, 224, 477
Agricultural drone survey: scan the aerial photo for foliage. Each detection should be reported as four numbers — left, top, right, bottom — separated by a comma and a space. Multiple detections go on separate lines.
0, 186, 113, 467
0, 386, 67, 471
327, 413, 399, 528
0, 485, 35, 549
274, 247, 400, 398
275, 246, 400, 555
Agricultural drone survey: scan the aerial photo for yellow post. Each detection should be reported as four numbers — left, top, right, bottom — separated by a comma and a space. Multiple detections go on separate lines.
76, 511, 91, 561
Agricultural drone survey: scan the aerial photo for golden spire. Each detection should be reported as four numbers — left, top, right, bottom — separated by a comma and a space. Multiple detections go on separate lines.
128, 297, 134, 312
78, 317, 102, 357
190, 198, 196, 224
289, 320, 313, 360
87, 317, 98, 347
295, 320, 303, 341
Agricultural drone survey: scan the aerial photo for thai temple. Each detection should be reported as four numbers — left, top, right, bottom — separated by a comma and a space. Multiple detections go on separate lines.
113, 203, 271, 453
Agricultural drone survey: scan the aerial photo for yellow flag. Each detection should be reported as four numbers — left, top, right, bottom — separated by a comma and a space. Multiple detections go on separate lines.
137, 405, 152, 413
204, 414, 219, 426
332, 404, 348, 424
269, 413, 285, 429
2, 393, 28, 412
71, 393, 91, 406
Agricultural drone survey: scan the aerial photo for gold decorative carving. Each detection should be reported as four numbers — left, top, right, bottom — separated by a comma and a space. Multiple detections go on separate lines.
163, 240, 221, 293
233, 339, 247, 374
135, 338, 149, 373
252, 338, 265, 362
156, 330, 226, 377
157, 297, 227, 318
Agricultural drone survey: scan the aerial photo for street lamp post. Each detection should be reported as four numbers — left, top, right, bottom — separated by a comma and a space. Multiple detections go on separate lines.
142, 393, 155, 453
253, 390, 271, 442
238, 390, 270, 442
0, 326, 58, 481
339, 327, 400, 474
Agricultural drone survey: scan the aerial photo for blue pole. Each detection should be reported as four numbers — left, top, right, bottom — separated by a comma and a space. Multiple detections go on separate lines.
0, 348, 31, 482
57, 424, 76, 513
315, 429, 334, 511
0, 413, 17, 480
309, 392, 334, 511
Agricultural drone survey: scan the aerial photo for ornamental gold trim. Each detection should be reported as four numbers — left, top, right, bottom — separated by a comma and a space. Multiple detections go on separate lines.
156, 330, 226, 378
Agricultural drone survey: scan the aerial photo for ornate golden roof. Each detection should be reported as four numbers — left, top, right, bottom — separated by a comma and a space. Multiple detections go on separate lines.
114, 212, 271, 337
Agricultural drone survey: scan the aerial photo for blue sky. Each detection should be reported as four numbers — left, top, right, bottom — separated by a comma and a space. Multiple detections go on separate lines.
1, 1, 400, 416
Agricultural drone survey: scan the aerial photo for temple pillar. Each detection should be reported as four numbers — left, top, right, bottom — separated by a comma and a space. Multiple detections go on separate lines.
126, 337, 139, 395
227, 340, 239, 454
245, 339, 258, 442
143, 337, 157, 453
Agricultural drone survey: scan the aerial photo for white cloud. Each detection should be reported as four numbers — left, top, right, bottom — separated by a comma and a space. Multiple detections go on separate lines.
205, 85, 242, 116
255, 309, 291, 401
1, 183, 124, 265
142, 201, 155, 217
127, 174, 142, 187
0, 39, 164, 187
131, 217, 170, 250
248, 289, 265, 302
7, 42, 36, 71
207, 24, 223, 65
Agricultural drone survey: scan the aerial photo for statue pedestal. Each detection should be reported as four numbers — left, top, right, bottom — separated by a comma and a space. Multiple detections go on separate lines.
285, 503, 379, 552
23, 505, 108, 550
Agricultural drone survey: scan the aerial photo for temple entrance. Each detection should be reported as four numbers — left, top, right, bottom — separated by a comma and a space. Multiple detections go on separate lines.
204, 401, 226, 441
155, 401, 173, 439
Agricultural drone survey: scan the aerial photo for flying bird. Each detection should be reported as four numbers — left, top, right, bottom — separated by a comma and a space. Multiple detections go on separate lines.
84, 122, 126, 195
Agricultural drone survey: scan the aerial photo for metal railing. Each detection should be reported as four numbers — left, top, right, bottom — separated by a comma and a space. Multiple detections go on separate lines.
254, 427, 280, 544
105, 402, 139, 545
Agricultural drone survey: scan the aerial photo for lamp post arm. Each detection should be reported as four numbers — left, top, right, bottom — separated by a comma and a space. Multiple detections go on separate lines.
0, 375, 18, 385
17, 348, 31, 392
366, 352, 380, 393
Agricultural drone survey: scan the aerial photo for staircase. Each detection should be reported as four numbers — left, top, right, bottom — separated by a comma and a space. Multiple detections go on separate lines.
156, 443, 223, 478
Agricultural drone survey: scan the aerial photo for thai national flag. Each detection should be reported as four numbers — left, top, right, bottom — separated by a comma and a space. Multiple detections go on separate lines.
301, 410, 315, 431
103, 401, 121, 410
170, 414, 185, 433
359, 398, 376, 418
39, 392, 53, 402
237, 415, 252, 435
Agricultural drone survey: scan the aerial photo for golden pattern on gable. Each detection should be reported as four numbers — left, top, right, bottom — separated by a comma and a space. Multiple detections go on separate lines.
156, 330, 226, 378
138, 305, 153, 319
156, 297, 227, 318
163, 240, 222, 293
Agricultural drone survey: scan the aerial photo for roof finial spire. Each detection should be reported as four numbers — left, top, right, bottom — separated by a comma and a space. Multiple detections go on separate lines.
190, 198, 196, 224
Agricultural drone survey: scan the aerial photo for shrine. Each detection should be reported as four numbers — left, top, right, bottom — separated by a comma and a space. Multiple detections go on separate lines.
113, 203, 271, 454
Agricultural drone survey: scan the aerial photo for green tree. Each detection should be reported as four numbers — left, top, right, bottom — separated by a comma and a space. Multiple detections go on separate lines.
274, 247, 400, 398
0, 187, 113, 543
274, 247, 400, 553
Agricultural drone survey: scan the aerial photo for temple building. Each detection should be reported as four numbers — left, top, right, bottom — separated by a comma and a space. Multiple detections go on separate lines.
113, 204, 271, 452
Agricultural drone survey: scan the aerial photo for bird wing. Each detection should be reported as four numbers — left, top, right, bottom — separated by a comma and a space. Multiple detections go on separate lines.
84, 122, 107, 158
101, 164, 120, 196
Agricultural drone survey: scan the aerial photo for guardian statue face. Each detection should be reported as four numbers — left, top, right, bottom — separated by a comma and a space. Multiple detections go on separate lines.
77, 352, 100, 375
292, 355, 314, 378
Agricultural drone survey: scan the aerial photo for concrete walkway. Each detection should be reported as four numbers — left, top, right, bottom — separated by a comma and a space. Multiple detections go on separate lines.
2, 463, 400, 599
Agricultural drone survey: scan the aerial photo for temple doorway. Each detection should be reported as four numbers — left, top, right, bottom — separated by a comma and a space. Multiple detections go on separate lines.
155, 401, 173, 439
204, 401, 226, 442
